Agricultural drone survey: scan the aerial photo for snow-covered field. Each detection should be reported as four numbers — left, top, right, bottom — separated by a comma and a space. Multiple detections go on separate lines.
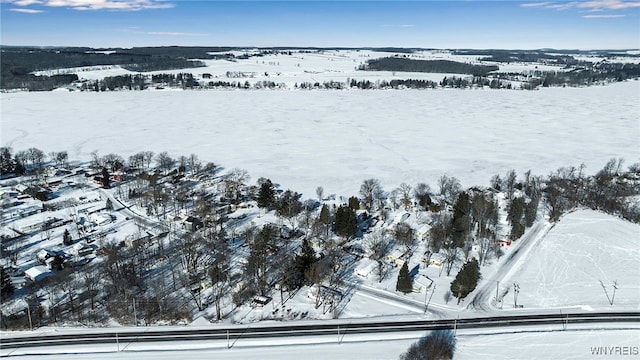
505, 209, 640, 311
2, 80, 638, 198
29, 49, 572, 86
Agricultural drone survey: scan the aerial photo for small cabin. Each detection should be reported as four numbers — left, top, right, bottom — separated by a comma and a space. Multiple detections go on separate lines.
252, 295, 272, 308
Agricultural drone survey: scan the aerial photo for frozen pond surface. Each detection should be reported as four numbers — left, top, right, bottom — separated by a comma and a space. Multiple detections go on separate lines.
2, 81, 638, 197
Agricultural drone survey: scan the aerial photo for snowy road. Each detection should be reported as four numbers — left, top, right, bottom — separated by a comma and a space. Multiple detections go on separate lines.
469, 221, 553, 311
2, 313, 638, 357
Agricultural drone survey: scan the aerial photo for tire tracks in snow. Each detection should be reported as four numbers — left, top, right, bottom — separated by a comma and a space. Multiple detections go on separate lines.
468, 221, 554, 311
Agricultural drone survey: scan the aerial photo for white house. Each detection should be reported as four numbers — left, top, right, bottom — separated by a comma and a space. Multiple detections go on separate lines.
354, 259, 377, 278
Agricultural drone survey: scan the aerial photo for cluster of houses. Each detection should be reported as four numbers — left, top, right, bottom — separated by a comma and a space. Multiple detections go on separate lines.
1, 166, 119, 289
23, 241, 98, 283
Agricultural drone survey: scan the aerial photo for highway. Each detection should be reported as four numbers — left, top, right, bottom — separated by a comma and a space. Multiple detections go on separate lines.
2, 312, 638, 350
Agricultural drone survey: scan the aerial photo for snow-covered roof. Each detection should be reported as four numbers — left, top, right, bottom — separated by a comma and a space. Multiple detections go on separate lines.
24, 265, 52, 282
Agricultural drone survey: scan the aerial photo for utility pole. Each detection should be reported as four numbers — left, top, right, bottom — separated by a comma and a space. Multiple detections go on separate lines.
133, 298, 137, 326
425, 284, 436, 313
24, 298, 33, 331
495, 280, 499, 302
513, 283, 520, 308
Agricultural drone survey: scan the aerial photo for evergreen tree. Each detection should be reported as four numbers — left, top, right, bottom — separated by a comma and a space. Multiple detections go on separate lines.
0, 147, 14, 174
50, 255, 65, 271
524, 197, 539, 227
0, 266, 15, 300
396, 262, 413, 293
105, 198, 113, 211
508, 197, 526, 240
332, 204, 357, 240
101, 167, 111, 189
450, 258, 481, 304
348, 196, 360, 211
451, 192, 471, 247
319, 204, 331, 237
283, 238, 317, 290
63, 229, 73, 246
257, 179, 276, 209
14, 159, 25, 175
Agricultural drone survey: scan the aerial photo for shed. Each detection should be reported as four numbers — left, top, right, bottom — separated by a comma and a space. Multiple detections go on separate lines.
24, 265, 53, 282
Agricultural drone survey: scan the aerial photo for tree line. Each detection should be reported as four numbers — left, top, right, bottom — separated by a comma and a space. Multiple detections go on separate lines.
359, 57, 499, 76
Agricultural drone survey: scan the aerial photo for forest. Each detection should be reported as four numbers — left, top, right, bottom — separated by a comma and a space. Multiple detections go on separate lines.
359, 57, 499, 76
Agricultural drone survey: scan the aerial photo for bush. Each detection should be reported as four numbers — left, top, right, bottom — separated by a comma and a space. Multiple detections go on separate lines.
400, 329, 456, 360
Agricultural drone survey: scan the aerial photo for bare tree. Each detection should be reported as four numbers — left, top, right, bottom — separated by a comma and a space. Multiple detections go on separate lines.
208, 230, 230, 321
363, 228, 391, 282
503, 169, 517, 200
438, 175, 461, 205
155, 152, 175, 174
143, 151, 155, 170
129, 152, 145, 169
398, 183, 413, 210
55, 151, 68, 168
360, 178, 384, 212
224, 168, 250, 204
394, 222, 416, 255
316, 186, 324, 202
82, 270, 100, 312
477, 237, 493, 266
471, 192, 498, 238
188, 153, 202, 175
442, 245, 459, 277
178, 233, 208, 311
102, 153, 125, 171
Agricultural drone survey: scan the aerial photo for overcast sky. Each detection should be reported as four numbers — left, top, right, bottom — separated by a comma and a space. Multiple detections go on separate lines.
1, 0, 639, 49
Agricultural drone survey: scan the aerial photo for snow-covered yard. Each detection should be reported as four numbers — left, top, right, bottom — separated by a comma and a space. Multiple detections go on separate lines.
505, 209, 640, 311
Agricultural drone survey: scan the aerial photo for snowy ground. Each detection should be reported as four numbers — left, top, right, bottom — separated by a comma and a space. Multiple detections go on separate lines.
503, 209, 640, 311
2, 80, 638, 199
2, 324, 638, 359
30, 49, 573, 86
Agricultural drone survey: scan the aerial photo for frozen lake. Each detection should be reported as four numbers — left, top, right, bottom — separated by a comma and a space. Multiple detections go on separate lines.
2, 81, 638, 197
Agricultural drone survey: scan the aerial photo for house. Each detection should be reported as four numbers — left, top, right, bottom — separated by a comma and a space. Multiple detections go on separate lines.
416, 224, 431, 241
24, 265, 53, 282
183, 216, 203, 232
73, 242, 96, 257
413, 274, 433, 293
18, 206, 41, 218
124, 233, 151, 248
423, 252, 444, 267
386, 249, 407, 268
21, 221, 44, 234
495, 239, 512, 247
90, 213, 113, 226
354, 259, 377, 278
36, 249, 55, 264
